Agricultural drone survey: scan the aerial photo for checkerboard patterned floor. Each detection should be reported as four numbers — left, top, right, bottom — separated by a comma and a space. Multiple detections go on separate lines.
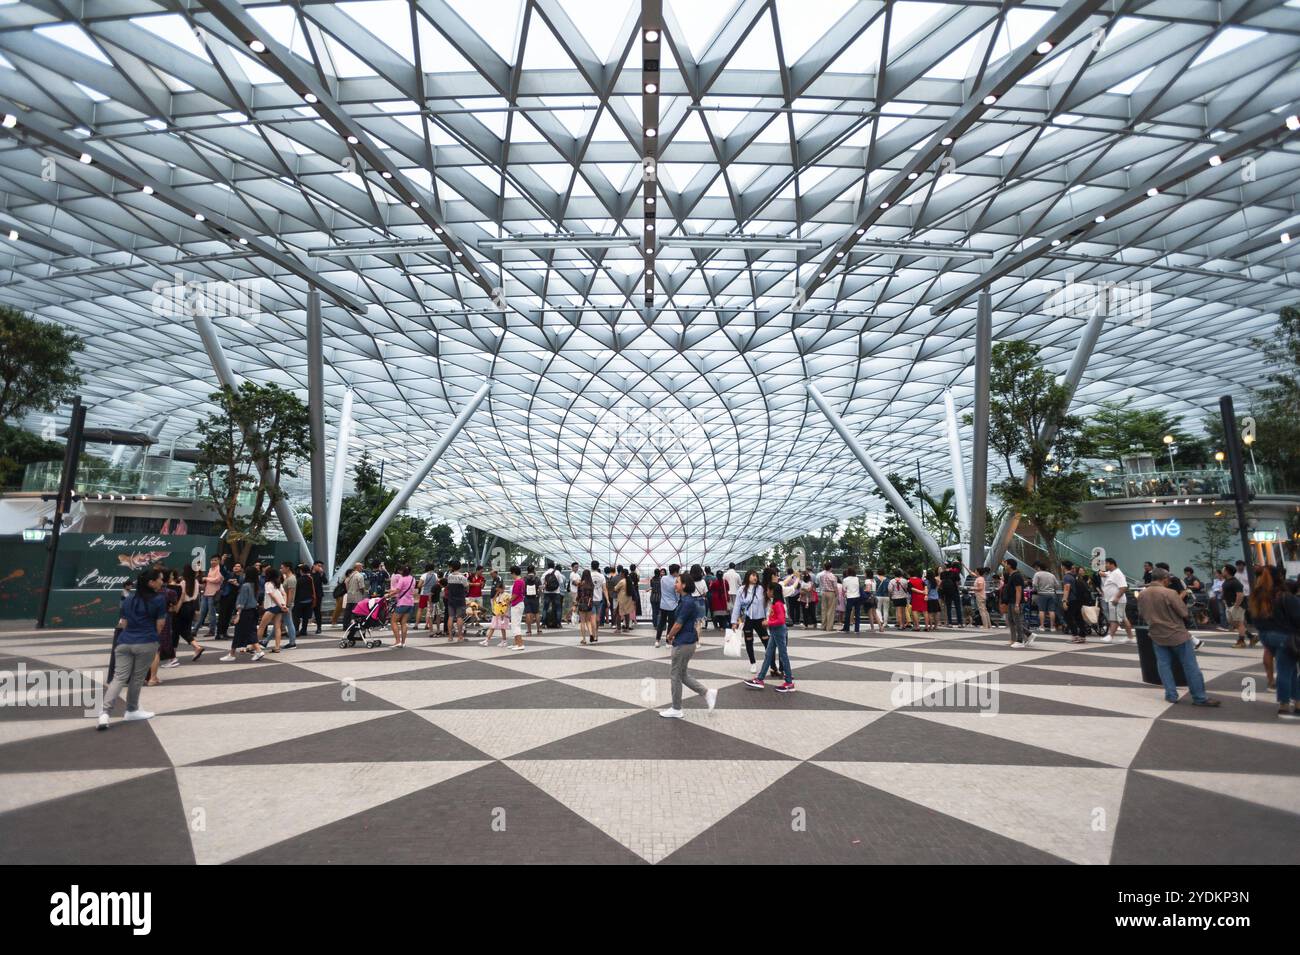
0, 621, 1295, 864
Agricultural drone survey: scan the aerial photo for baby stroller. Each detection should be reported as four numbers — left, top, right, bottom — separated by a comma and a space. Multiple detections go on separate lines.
463, 600, 485, 638
340, 596, 389, 649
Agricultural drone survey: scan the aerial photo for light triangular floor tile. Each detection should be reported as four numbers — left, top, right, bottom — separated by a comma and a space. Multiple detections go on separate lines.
907, 646, 1060, 664
815, 761, 1127, 864
359, 679, 541, 710
680, 709, 886, 759
0, 718, 90, 747
473, 657, 638, 679
149, 710, 396, 766
1163, 716, 1300, 749
558, 676, 728, 710
504, 758, 798, 863
1020, 664, 1152, 685
290, 659, 461, 682
415, 708, 639, 758
144, 682, 324, 716
995, 684, 1173, 718
1137, 770, 1300, 816
901, 711, 1157, 767
785, 645, 881, 662
175, 760, 486, 863
797, 679, 950, 710
0, 768, 166, 814
842, 659, 1007, 678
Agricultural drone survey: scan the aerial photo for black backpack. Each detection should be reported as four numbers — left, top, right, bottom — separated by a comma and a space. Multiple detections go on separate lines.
544, 569, 559, 592
332, 580, 346, 599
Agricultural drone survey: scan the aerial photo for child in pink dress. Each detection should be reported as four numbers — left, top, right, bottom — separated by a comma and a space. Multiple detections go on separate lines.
480, 582, 511, 647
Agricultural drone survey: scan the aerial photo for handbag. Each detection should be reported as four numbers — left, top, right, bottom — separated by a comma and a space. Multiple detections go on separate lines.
722, 627, 743, 658
1081, 604, 1099, 624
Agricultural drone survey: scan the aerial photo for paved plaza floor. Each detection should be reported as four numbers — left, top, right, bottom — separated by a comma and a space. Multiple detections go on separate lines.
0, 621, 1295, 864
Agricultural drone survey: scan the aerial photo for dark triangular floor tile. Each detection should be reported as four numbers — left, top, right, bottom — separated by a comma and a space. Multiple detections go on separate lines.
896, 686, 1130, 718
297, 648, 464, 664
509, 644, 627, 660
793, 661, 895, 681
233, 761, 644, 864
176, 681, 400, 715
1130, 718, 1300, 775
198, 710, 489, 765
811, 710, 1102, 766
702, 682, 873, 710
1029, 650, 1140, 668
839, 648, 986, 664
564, 660, 667, 679
408, 659, 542, 680
0, 768, 195, 863
512, 709, 788, 760
994, 664, 1139, 688
662, 762, 1066, 864
424, 680, 634, 709
160, 660, 332, 686
1110, 770, 1300, 863
0, 715, 171, 772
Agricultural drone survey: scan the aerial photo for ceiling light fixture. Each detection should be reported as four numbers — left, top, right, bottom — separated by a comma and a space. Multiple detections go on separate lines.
1036, 41, 1053, 54
248, 39, 266, 54
1208, 154, 1222, 166
2, 114, 16, 128
645, 30, 659, 43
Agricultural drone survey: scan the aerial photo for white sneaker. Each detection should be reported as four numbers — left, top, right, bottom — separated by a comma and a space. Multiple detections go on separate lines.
705, 688, 718, 711
251, 650, 265, 661
1114, 636, 1130, 646
123, 709, 154, 722
96, 712, 110, 731
1101, 635, 1113, 643
659, 708, 684, 719
1025, 631, 1038, 646
162, 658, 180, 669
749, 663, 759, 675
218, 654, 236, 662
1010, 642, 1026, 649
1193, 638, 1204, 651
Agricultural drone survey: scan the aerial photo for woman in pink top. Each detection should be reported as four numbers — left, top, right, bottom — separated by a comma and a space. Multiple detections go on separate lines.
196, 556, 224, 636
508, 565, 526, 650
386, 564, 417, 648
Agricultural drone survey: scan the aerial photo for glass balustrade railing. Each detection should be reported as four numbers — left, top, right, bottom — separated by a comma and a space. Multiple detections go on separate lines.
1086, 467, 1275, 500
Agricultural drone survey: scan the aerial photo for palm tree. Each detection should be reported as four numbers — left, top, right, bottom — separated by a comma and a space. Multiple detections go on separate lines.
920, 488, 962, 547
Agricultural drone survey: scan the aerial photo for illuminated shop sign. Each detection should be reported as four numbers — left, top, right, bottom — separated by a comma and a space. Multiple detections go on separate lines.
1131, 518, 1181, 540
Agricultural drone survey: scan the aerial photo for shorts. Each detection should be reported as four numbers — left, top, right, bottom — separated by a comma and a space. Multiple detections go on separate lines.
418, 595, 429, 608
891, 598, 907, 608
1034, 594, 1059, 614
524, 597, 540, 615
1109, 596, 1128, 618
1227, 605, 1246, 625
265, 605, 283, 615
394, 604, 413, 617
447, 602, 466, 620
925, 599, 940, 613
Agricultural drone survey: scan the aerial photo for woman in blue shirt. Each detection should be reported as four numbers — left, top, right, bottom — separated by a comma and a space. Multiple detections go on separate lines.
98, 569, 166, 730
730, 570, 771, 677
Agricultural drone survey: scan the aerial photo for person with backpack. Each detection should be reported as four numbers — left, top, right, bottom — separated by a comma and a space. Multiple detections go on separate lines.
97, 568, 167, 730
443, 560, 469, 642
521, 564, 541, 637
331, 570, 349, 627
1060, 559, 1088, 643
1249, 565, 1300, 720
293, 562, 316, 643
542, 561, 563, 629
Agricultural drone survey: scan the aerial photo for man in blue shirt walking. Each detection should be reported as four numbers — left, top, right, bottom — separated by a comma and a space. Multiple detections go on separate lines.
655, 562, 680, 648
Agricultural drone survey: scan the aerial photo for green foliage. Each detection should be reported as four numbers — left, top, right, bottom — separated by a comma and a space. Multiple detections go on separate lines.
1242, 303, 1300, 490
193, 382, 312, 563
920, 487, 960, 545
1188, 512, 1235, 577
334, 450, 459, 569
987, 340, 1090, 566
0, 306, 84, 423
1081, 400, 1210, 468
0, 422, 66, 488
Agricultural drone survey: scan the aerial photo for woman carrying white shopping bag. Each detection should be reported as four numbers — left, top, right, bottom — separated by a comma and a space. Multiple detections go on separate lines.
730, 569, 774, 677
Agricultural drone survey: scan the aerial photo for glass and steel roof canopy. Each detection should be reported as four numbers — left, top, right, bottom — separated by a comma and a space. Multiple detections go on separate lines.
1, 0, 1298, 567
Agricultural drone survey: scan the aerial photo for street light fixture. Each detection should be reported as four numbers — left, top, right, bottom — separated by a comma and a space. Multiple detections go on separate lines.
1162, 434, 1176, 471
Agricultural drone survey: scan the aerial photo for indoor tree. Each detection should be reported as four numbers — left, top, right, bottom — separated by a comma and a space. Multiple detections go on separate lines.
986, 340, 1091, 570
0, 306, 86, 487
1081, 400, 1210, 469
193, 381, 312, 564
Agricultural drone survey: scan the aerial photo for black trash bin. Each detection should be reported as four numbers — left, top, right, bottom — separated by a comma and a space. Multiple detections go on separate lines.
1135, 624, 1187, 687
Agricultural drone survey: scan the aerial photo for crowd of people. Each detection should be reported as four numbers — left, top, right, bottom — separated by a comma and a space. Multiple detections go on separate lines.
92, 548, 1299, 728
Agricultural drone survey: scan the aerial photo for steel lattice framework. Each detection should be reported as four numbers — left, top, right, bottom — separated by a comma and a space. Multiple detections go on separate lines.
1, 0, 1298, 567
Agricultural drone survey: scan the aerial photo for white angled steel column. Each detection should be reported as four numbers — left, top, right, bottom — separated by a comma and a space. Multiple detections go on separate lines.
986, 289, 1110, 564
325, 387, 354, 575
807, 382, 945, 566
193, 308, 313, 564
331, 378, 492, 584
943, 388, 971, 568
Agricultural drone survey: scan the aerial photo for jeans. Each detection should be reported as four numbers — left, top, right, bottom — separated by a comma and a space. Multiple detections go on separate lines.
1063, 603, 1086, 638
656, 606, 676, 643
1153, 639, 1209, 703
1005, 606, 1028, 644
669, 641, 707, 709
543, 592, 562, 628
102, 642, 156, 714
943, 594, 963, 626
1259, 630, 1299, 705
741, 617, 768, 664
758, 623, 792, 683
217, 592, 237, 639
195, 594, 216, 632
842, 596, 861, 632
